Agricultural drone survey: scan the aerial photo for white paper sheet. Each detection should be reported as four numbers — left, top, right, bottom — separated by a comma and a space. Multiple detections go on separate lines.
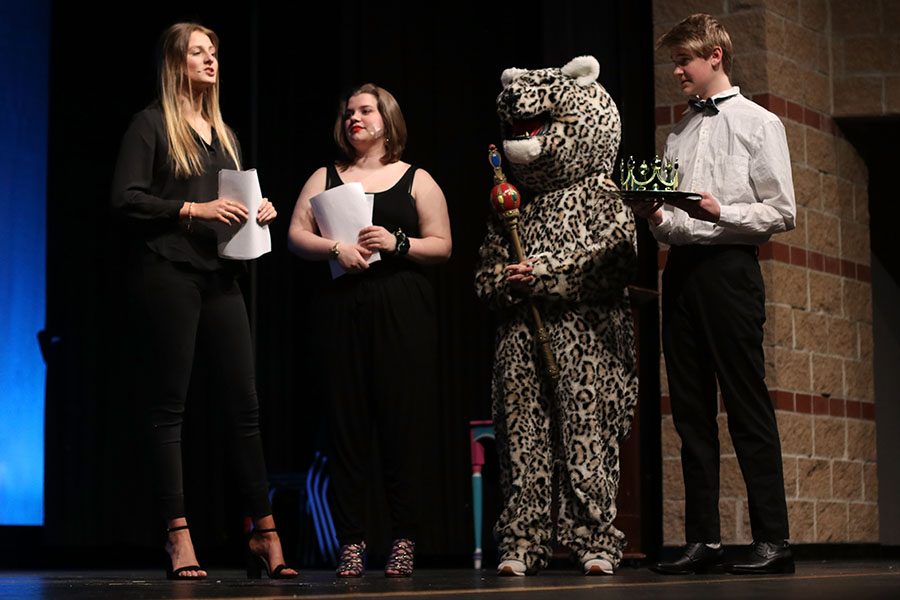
309, 182, 381, 278
215, 169, 272, 260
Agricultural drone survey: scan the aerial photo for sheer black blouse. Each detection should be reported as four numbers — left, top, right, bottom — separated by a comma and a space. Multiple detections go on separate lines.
111, 104, 240, 271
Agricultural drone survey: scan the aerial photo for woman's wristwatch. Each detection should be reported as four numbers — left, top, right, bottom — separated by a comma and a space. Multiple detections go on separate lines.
392, 229, 410, 256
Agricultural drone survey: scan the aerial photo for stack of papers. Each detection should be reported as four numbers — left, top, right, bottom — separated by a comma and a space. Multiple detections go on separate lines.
309, 182, 381, 278
216, 168, 272, 260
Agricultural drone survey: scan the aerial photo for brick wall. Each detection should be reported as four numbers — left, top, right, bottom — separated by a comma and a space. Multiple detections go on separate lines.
831, 0, 900, 115
653, 0, 881, 545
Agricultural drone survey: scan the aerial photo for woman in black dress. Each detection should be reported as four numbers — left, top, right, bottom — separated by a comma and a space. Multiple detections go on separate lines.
111, 22, 296, 580
288, 84, 451, 577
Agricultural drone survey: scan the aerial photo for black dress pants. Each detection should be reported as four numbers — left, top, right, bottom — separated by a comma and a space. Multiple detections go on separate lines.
131, 250, 271, 521
315, 267, 435, 545
662, 244, 789, 543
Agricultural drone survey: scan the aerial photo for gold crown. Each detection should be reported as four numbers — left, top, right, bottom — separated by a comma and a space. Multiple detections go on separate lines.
619, 155, 679, 192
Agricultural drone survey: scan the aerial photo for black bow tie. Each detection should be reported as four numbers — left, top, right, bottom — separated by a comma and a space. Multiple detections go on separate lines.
688, 93, 737, 114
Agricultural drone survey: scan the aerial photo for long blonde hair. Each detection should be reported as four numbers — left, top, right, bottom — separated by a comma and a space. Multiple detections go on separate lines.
158, 22, 241, 178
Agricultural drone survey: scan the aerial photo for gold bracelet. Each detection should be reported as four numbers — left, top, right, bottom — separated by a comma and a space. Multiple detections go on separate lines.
187, 202, 194, 232
330, 241, 341, 258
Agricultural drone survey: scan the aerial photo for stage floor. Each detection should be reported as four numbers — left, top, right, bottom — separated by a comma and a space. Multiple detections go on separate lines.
2, 561, 899, 599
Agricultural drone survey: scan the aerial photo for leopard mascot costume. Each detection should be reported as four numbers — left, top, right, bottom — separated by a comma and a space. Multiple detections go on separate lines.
475, 55, 638, 575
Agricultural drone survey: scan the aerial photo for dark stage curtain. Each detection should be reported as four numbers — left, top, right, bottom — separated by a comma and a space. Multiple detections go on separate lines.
42, 1, 656, 564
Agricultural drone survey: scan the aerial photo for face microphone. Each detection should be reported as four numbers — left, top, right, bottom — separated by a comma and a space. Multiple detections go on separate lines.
365, 125, 384, 139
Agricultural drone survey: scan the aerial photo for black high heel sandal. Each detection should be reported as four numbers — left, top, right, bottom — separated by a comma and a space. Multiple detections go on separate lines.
165, 525, 207, 580
246, 527, 298, 579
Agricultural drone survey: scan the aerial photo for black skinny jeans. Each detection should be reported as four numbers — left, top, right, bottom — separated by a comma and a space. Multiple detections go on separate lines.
131, 250, 271, 521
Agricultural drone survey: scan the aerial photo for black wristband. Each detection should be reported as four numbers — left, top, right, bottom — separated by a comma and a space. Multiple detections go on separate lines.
393, 229, 410, 256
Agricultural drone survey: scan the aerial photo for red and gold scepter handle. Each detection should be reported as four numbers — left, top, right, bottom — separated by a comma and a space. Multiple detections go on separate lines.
488, 145, 560, 380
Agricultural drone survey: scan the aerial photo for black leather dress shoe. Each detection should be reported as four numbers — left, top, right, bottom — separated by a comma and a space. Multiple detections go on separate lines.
725, 541, 795, 574
651, 542, 725, 574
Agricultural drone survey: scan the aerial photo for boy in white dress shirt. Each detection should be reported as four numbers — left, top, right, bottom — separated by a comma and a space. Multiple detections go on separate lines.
631, 13, 797, 575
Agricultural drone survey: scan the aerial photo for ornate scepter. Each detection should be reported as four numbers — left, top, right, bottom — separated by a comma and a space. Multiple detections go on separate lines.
488, 144, 560, 380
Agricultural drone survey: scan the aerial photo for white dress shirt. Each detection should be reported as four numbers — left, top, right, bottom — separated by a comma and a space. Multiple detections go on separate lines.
651, 87, 796, 246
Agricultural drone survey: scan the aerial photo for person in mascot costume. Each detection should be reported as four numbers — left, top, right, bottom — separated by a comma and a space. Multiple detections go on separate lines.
475, 55, 639, 576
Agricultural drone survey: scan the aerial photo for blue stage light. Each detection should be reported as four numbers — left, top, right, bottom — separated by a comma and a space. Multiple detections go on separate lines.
0, 1, 49, 526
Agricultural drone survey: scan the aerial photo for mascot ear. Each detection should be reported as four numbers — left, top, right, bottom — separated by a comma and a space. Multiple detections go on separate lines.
501, 67, 527, 88
561, 55, 599, 87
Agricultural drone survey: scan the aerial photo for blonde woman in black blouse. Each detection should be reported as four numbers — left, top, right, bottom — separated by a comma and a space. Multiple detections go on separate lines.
111, 22, 295, 580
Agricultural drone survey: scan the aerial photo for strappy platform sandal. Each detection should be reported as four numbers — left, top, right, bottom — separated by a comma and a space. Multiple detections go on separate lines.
384, 538, 415, 578
336, 541, 366, 578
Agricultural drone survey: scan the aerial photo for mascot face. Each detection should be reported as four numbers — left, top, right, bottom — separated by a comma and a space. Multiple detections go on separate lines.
496, 55, 621, 193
